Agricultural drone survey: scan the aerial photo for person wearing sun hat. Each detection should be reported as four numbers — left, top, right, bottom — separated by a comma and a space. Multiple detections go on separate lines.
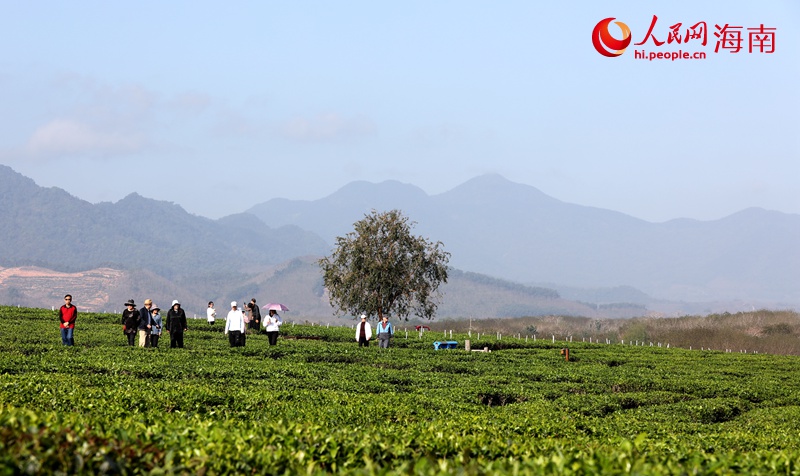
121, 299, 140, 346
149, 304, 163, 348
355, 314, 372, 347
165, 300, 188, 348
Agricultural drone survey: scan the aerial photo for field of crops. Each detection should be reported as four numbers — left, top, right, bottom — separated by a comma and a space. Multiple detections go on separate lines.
2, 306, 800, 474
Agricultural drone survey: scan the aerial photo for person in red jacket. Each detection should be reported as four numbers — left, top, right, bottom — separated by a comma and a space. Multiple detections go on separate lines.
57, 294, 77, 346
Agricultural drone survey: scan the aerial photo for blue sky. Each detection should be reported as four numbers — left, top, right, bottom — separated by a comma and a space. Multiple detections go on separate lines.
1, 1, 797, 222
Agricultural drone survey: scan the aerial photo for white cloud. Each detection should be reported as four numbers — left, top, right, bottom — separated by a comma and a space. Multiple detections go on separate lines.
24, 119, 144, 159
281, 113, 376, 143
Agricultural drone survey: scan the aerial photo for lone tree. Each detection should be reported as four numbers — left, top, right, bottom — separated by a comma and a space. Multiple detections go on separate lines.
319, 209, 450, 320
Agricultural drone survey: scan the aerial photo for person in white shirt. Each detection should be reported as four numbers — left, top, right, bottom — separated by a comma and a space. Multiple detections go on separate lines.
355, 314, 372, 347
264, 309, 282, 346
206, 301, 217, 327
224, 301, 246, 347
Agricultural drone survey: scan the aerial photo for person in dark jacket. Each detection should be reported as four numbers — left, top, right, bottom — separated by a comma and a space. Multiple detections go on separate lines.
249, 298, 261, 332
165, 300, 188, 348
121, 299, 139, 346
138, 299, 153, 347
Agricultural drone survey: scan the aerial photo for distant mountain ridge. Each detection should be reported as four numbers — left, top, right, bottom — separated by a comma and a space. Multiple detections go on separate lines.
1, 165, 797, 315
247, 174, 800, 305
0, 165, 329, 277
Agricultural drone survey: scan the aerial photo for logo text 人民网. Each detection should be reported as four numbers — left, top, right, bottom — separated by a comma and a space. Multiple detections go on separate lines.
592, 15, 776, 59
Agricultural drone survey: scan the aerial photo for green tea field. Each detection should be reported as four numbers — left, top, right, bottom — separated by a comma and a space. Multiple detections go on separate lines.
2, 306, 800, 474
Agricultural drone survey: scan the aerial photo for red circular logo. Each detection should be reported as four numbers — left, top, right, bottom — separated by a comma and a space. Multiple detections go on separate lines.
592, 18, 632, 57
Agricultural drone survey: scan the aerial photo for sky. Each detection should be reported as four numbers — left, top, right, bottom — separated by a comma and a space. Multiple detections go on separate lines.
0, 1, 797, 223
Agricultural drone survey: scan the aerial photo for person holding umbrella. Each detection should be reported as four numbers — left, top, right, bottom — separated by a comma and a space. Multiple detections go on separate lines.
263, 308, 283, 346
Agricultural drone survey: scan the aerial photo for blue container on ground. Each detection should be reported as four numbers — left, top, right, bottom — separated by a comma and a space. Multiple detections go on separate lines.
433, 340, 458, 350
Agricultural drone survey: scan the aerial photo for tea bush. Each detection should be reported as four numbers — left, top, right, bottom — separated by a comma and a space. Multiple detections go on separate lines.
2, 306, 800, 474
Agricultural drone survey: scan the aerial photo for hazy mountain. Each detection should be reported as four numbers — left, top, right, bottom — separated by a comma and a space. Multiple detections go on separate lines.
0, 259, 657, 319
0, 259, 765, 319
247, 174, 800, 305
2, 165, 796, 316
0, 165, 328, 277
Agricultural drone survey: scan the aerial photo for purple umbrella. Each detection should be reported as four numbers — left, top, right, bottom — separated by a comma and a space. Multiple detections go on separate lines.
262, 303, 289, 312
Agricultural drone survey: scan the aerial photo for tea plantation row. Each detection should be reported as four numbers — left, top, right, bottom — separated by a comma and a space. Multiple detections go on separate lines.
2, 306, 800, 474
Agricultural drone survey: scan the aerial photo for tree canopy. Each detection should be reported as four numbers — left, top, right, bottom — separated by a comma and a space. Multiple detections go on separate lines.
319, 209, 450, 320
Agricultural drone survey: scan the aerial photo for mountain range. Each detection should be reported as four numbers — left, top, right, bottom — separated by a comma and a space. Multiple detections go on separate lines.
1, 164, 798, 316
248, 174, 800, 305
0, 165, 328, 277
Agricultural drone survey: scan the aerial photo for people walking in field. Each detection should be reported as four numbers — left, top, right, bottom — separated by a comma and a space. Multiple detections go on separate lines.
149, 304, 163, 348
57, 294, 77, 346
121, 299, 139, 346
376, 315, 394, 348
264, 309, 282, 346
138, 299, 153, 347
165, 300, 188, 348
206, 301, 216, 327
249, 298, 261, 332
225, 301, 245, 347
355, 314, 372, 347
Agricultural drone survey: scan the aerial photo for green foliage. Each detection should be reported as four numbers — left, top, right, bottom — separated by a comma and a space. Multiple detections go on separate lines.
319, 209, 450, 320
4, 306, 800, 474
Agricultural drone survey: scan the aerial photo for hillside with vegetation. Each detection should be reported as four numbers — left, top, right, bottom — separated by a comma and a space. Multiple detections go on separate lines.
0, 165, 328, 277
2, 306, 800, 473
